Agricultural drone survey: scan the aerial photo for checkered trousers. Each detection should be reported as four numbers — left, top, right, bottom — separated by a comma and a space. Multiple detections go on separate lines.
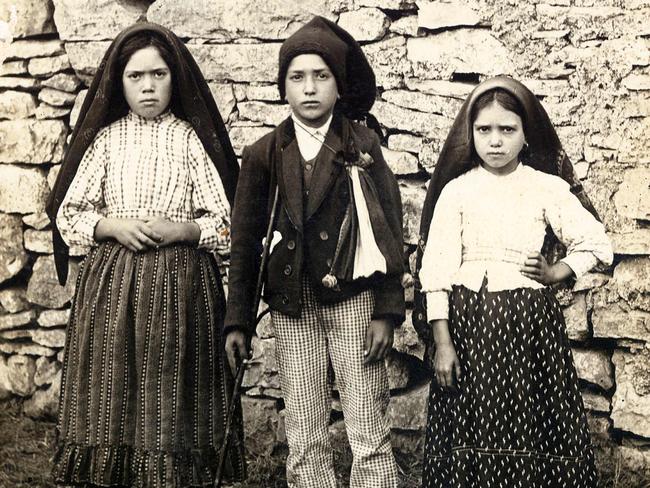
271, 279, 398, 488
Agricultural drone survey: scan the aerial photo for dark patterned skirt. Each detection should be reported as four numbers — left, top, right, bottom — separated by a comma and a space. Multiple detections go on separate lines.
422, 282, 597, 487
53, 242, 246, 487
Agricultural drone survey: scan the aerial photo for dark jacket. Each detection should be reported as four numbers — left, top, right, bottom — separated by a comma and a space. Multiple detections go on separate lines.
224, 114, 405, 335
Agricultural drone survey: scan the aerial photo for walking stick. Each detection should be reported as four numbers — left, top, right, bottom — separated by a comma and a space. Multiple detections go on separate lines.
214, 185, 280, 487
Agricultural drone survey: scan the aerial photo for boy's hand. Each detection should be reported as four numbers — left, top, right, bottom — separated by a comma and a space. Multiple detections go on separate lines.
520, 252, 573, 285
363, 319, 393, 364
225, 329, 251, 375
95, 217, 162, 252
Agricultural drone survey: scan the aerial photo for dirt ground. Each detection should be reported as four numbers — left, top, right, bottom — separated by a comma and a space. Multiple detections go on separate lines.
0, 399, 647, 488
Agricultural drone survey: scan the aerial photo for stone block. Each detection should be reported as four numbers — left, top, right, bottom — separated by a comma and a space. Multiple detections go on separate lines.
47, 164, 60, 191
390, 15, 418, 36
69, 88, 87, 128
64, 42, 109, 84
405, 78, 475, 99
24, 371, 60, 419
581, 390, 611, 414
4, 39, 63, 60
383, 147, 420, 175
572, 348, 613, 390
28, 54, 71, 77
241, 395, 281, 456
0, 0, 55, 39
35, 103, 70, 120
34, 355, 60, 386
610, 258, 650, 310
611, 229, 650, 255
612, 348, 650, 437
238, 84, 281, 102
42, 72, 81, 92
38, 87, 77, 107
593, 300, 650, 342
573, 272, 609, 292
0, 310, 36, 331
0, 287, 28, 313
24, 229, 53, 254
338, 8, 390, 41
362, 36, 408, 90
53, 0, 148, 41
0, 213, 28, 284
0, 90, 36, 119
399, 181, 427, 245
382, 89, 462, 117
236, 101, 289, 127
0, 341, 56, 356
407, 29, 513, 79
416, 0, 481, 30
0, 76, 40, 90
563, 293, 589, 341
388, 133, 423, 153
187, 43, 280, 83
388, 382, 428, 430
0, 328, 33, 340
0, 59, 27, 76
207, 82, 236, 120
22, 212, 50, 230
614, 168, 650, 222
242, 337, 279, 389
31, 328, 65, 348
148, 0, 344, 40
2, 354, 36, 396
419, 139, 441, 172
37, 309, 70, 327
386, 351, 410, 390
0, 119, 66, 164
358, 0, 416, 8
372, 100, 451, 138
0, 165, 47, 213
26, 255, 78, 309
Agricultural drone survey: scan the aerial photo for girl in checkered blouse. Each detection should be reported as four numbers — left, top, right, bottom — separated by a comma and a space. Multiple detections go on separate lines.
415, 77, 613, 487
47, 23, 245, 487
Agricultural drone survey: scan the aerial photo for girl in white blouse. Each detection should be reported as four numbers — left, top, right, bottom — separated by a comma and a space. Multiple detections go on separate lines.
47, 24, 245, 487
416, 77, 612, 487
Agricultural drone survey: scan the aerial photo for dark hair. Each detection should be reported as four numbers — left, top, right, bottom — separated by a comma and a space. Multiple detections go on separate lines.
470, 88, 529, 162
112, 32, 183, 117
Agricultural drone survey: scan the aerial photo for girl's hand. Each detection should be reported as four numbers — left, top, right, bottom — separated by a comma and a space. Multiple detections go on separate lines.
364, 318, 394, 364
521, 252, 573, 285
145, 218, 200, 247
95, 218, 162, 252
434, 341, 461, 388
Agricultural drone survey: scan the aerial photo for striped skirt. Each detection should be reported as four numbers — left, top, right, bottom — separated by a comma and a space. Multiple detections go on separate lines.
53, 242, 246, 487
422, 282, 597, 487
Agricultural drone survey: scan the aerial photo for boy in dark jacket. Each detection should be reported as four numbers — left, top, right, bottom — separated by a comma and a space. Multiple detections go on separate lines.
224, 16, 405, 488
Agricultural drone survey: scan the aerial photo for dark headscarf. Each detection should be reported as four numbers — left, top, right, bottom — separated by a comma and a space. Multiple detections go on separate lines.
46, 22, 239, 285
277, 16, 379, 127
412, 76, 600, 342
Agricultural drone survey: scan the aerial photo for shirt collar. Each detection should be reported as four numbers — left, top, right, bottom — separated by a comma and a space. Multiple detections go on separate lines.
291, 113, 333, 141
127, 110, 174, 124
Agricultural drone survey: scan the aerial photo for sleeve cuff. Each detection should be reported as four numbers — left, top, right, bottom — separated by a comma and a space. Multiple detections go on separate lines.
194, 217, 230, 252
560, 253, 599, 280
426, 291, 449, 321
74, 212, 103, 247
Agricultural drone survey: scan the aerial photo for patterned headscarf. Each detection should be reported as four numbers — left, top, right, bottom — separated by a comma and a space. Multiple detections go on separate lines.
412, 76, 600, 342
46, 22, 239, 285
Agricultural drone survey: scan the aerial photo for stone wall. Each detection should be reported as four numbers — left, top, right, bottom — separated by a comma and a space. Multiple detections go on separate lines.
0, 0, 649, 482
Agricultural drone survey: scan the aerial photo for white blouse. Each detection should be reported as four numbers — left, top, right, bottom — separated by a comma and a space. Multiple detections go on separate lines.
420, 163, 613, 321
57, 111, 231, 255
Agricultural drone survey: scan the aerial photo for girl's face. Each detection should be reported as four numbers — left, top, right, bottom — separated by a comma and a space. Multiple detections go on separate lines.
122, 46, 172, 119
472, 100, 525, 175
285, 54, 339, 128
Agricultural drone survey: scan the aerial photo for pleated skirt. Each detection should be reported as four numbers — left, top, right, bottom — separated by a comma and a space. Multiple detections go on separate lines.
422, 283, 597, 487
53, 242, 246, 487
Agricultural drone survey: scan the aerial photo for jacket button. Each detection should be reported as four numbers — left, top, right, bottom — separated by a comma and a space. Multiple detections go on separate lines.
284, 265, 292, 276
282, 294, 289, 304
319, 230, 329, 241
287, 240, 296, 250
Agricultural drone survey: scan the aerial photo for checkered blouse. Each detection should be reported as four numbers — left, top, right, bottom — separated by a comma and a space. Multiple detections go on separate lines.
57, 111, 231, 254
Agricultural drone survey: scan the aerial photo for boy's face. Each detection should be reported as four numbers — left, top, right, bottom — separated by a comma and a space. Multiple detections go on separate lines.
122, 46, 172, 119
284, 54, 339, 128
